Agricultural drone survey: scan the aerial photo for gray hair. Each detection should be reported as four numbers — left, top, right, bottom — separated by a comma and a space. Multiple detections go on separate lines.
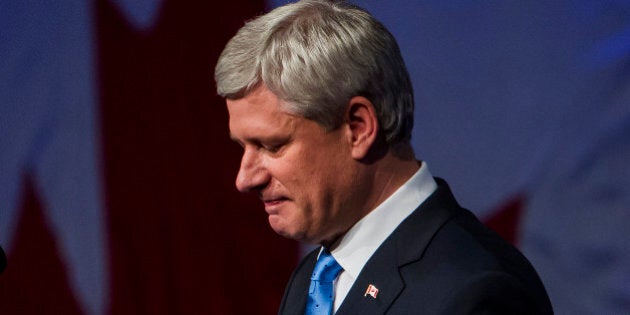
215, 0, 414, 145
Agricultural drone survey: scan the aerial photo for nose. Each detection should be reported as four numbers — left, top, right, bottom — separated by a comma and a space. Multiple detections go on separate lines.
235, 147, 269, 193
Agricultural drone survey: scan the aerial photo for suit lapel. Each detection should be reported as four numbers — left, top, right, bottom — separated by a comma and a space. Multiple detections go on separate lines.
335, 238, 404, 315
336, 179, 460, 314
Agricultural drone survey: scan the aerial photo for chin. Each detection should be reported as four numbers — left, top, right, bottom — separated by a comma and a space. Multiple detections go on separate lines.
275, 227, 317, 244
269, 219, 302, 240
276, 229, 311, 243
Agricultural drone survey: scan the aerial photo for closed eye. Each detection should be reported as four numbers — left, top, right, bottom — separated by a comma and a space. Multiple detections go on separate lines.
230, 134, 290, 155
263, 144, 280, 153
261, 137, 290, 154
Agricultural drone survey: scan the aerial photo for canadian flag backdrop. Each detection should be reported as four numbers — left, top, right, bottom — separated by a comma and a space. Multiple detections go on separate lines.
2, 0, 629, 314
1, 0, 295, 314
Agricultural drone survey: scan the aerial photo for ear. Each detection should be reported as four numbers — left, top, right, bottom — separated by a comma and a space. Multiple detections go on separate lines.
345, 96, 379, 160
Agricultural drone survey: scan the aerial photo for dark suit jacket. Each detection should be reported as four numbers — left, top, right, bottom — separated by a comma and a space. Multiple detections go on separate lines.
278, 179, 553, 314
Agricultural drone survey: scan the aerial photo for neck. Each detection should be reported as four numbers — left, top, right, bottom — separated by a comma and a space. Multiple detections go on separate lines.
325, 149, 419, 249
369, 153, 420, 210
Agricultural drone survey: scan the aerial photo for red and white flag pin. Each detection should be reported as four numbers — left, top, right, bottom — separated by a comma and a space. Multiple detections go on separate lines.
364, 284, 379, 299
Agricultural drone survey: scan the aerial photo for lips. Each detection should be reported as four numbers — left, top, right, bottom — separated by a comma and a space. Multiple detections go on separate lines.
262, 196, 288, 212
263, 197, 287, 205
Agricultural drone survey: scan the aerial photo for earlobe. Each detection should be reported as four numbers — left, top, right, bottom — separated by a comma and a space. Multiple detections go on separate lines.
346, 96, 378, 160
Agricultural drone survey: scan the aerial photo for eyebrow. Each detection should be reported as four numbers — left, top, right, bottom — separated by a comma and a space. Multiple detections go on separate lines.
228, 133, 244, 146
229, 132, 292, 147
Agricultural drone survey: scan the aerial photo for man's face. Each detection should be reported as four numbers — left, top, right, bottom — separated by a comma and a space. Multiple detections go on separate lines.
227, 85, 364, 244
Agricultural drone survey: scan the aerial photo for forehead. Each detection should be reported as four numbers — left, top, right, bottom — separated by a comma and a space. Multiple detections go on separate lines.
226, 86, 297, 140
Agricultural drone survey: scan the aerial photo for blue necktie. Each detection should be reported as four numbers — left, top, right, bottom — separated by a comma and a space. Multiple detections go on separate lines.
305, 249, 343, 315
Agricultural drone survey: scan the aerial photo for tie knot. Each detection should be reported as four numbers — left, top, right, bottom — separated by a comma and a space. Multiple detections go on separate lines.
311, 250, 343, 283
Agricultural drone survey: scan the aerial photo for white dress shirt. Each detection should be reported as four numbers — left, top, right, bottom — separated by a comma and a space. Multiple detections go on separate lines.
327, 162, 437, 313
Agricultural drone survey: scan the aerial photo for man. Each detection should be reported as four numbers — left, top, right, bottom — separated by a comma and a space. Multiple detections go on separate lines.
215, 0, 553, 314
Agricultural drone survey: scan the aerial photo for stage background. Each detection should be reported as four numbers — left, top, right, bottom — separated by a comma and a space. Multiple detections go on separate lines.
1, 0, 629, 314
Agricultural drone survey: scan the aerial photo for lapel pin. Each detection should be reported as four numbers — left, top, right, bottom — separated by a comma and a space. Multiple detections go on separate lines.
364, 284, 379, 299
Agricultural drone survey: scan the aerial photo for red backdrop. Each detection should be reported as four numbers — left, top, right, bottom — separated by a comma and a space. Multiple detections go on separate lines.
0, 1, 297, 314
